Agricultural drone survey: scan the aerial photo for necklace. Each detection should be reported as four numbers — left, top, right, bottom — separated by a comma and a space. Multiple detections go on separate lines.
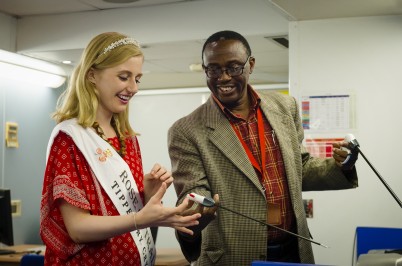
92, 119, 126, 157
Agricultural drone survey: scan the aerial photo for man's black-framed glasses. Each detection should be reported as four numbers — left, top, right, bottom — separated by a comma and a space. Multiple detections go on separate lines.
203, 56, 251, 79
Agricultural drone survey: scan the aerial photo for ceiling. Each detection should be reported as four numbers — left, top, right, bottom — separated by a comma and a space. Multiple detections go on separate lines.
0, 0, 401, 90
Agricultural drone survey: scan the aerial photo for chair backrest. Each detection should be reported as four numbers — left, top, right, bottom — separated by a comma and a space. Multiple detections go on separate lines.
251, 261, 330, 266
355, 226, 402, 259
20, 254, 44, 266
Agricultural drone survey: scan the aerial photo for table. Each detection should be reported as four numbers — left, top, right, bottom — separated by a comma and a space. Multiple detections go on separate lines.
0, 245, 41, 266
0, 245, 189, 266
155, 248, 189, 266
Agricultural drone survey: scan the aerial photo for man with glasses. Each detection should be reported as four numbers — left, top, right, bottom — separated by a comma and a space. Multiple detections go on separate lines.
167, 30, 358, 265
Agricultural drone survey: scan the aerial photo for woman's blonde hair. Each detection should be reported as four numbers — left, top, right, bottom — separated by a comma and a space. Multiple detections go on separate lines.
53, 32, 143, 136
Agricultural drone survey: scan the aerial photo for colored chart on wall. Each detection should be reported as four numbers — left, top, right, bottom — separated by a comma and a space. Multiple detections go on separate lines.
305, 137, 344, 158
301, 94, 353, 131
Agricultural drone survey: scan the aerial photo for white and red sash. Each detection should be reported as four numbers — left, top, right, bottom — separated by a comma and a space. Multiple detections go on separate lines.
47, 119, 156, 266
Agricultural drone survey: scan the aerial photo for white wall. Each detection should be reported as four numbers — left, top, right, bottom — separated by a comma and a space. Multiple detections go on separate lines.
289, 15, 402, 265
130, 89, 210, 249
0, 73, 62, 245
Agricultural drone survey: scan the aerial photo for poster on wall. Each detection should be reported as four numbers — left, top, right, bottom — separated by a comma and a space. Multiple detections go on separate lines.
301, 94, 355, 131
304, 137, 344, 158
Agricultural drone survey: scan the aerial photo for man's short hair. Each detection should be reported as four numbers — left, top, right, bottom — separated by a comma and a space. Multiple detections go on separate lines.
202, 30, 252, 61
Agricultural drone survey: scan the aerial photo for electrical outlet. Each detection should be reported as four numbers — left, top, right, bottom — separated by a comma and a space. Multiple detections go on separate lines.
11, 200, 22, 217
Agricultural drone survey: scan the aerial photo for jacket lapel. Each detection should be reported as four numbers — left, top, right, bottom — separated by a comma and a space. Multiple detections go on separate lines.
259, 94, 298, 199
204, 97, 263, 192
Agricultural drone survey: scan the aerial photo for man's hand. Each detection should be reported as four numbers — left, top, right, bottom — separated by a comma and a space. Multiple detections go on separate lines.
178, 194, 219, 239
333, 141, 358, 170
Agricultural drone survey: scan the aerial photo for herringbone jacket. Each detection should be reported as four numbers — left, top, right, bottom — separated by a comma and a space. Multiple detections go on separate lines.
167, 89, 358, 266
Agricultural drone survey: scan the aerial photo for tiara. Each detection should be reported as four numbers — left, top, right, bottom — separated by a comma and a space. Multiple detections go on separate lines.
101, 37, 140, 55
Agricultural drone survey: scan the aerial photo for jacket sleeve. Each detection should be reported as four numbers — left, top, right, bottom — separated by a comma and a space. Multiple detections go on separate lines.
167, 119, 210, 262
301, 144, 358, 191
289, 95, 359, 191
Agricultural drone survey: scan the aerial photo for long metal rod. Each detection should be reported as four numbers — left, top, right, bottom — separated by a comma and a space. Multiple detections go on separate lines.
217, 204, 328, 248
357, 148, 402, 208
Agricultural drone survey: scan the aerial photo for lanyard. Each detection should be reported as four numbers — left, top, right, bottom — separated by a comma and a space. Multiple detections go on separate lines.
230, 108, 266, 176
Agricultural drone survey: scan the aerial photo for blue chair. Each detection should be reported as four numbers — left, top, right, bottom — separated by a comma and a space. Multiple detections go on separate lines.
354, 226, 402, 262
252, 262, 329, 266
20, 254, 44, 266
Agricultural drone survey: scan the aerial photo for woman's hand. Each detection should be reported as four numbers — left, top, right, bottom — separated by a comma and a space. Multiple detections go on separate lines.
136, 182, 201, 235
59, 182, 201, 243
143, 163, 173, 203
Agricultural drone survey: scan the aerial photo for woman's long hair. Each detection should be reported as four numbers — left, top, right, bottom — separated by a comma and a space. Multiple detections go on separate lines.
52, 32, 143, 136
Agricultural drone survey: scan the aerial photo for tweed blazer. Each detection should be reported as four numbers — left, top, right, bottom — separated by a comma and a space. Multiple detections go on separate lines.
167, 90, 358, 266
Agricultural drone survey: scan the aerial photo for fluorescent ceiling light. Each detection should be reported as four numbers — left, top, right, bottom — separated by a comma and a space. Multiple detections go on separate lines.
0, 49, 66, 88
0, 62, 66, 88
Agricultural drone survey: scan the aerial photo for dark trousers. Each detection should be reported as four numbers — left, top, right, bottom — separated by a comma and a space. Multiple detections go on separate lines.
266, 237, 300, 263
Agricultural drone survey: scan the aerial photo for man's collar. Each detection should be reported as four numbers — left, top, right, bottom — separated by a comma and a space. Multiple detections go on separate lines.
211, 84, 261, 120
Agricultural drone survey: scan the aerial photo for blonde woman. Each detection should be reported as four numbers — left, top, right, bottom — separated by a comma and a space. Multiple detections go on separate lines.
40, 32, 200, 266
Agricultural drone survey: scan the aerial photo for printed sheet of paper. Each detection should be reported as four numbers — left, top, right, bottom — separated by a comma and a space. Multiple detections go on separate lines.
301, 95, 352, 131
304, 138, 344, 158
